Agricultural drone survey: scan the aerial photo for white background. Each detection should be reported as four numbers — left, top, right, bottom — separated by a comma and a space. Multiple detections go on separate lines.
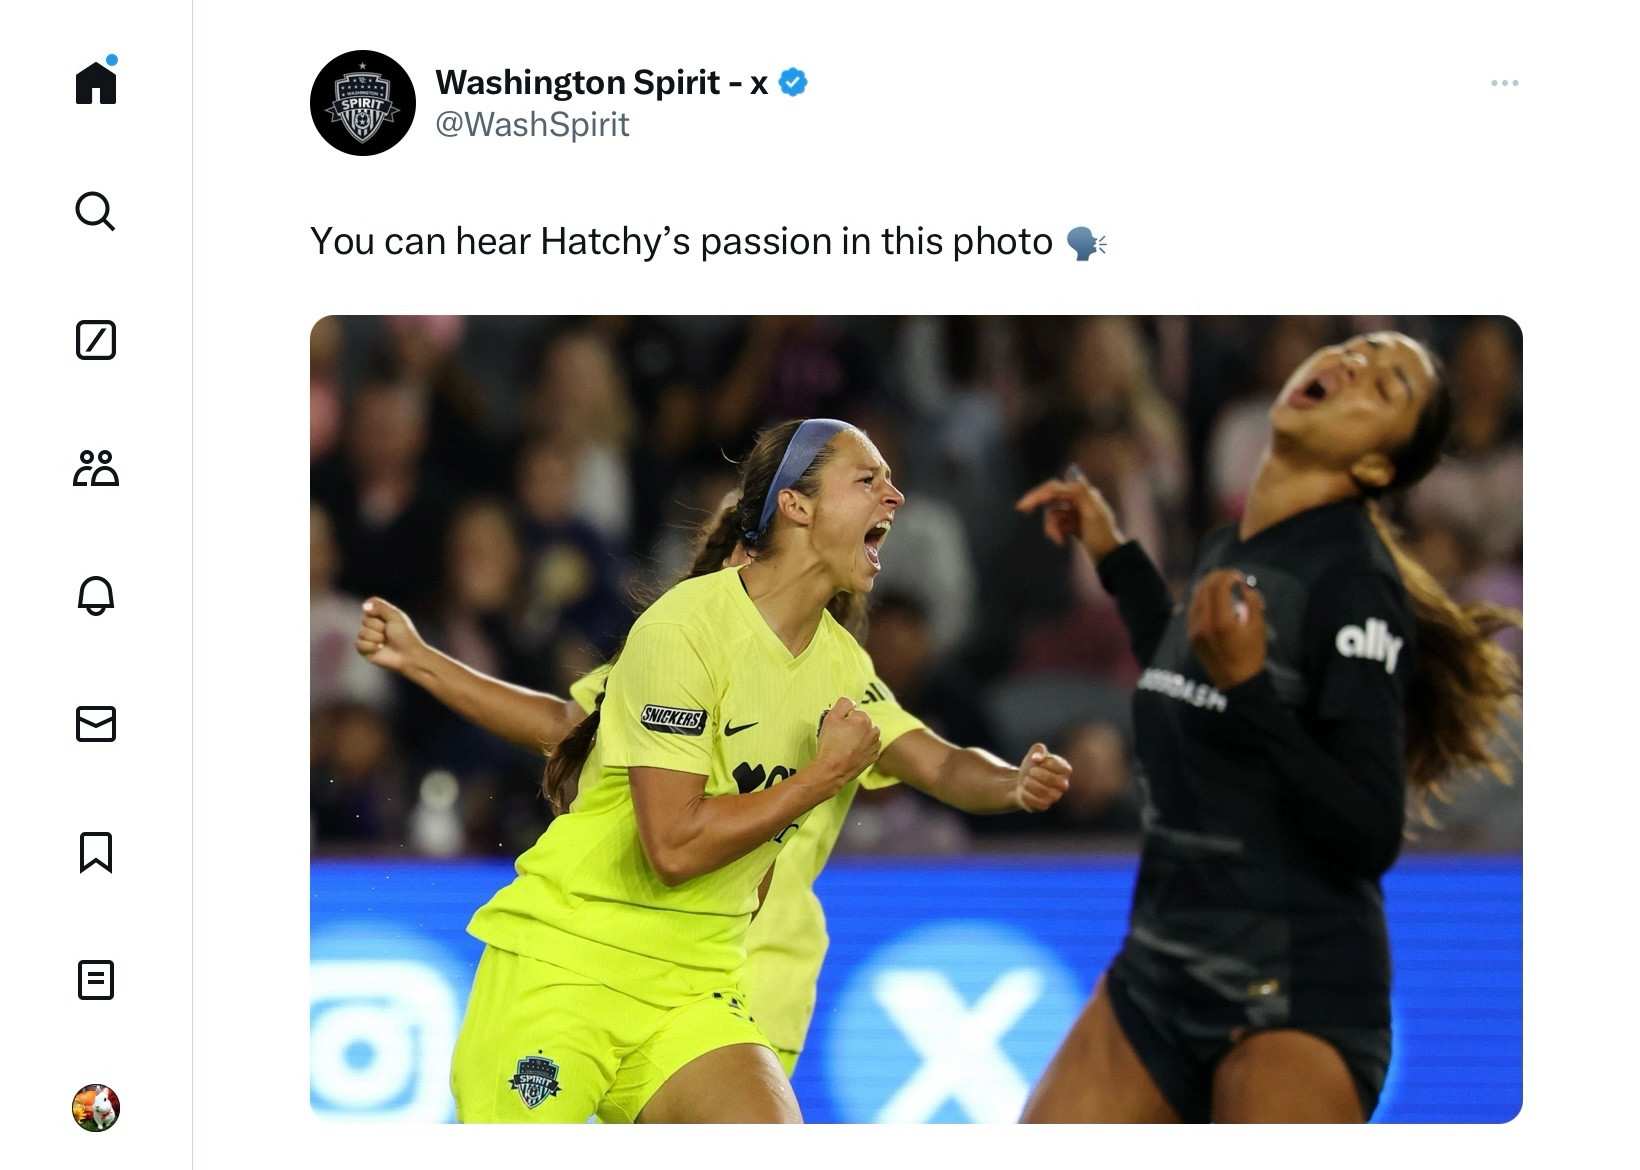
7, 0, 1631, 1164
5, 4, 193, 1166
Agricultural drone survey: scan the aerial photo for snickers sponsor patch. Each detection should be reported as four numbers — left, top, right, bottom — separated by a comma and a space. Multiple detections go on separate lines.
640, 704, 708, 736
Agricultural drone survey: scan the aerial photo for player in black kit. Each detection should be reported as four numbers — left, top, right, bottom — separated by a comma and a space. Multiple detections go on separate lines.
1016, 331, 1519, 1123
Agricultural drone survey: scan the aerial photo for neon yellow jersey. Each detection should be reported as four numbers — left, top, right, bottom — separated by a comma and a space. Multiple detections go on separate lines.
569, 652, 923, 1051
739, 772, 880, 1051
469, 566, 922, 1008
567, 667, 609, 719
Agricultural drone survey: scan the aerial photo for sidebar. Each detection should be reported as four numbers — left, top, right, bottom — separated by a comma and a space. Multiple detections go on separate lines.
7, 12, 192, 1161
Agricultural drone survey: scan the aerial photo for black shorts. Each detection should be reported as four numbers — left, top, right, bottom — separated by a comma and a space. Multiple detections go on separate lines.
1106, 966, 1392, 1122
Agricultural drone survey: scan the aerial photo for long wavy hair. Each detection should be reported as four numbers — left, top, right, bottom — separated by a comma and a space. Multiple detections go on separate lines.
543, 420, 861, 815
1359, 350, 1522, 813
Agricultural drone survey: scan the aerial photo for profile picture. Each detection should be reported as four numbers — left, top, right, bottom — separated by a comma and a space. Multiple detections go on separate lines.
310, 50, 417, 156
72, 1083, 121, 1132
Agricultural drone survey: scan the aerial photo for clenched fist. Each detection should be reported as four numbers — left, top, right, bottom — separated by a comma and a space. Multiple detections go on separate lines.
813, 697, 883, 795
1013, 742, 1073, 812
355, 597, 427, 675
1187, 569, 1267, 691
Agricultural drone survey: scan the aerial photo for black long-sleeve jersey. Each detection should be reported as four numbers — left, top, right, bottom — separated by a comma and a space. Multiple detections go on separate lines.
1100, 499, 1416, 1030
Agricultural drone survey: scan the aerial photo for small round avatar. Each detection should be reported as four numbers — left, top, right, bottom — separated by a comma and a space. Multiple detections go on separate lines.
309, 50, 417, 156
72, 1083, 120, 1132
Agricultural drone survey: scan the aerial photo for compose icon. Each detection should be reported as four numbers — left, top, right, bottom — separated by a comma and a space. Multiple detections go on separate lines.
78, 960, 115, 1000
76, 320, 116, 360
80, 832, 113, 873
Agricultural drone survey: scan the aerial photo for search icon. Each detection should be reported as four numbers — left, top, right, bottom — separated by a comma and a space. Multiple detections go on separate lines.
76, 191, 116, 231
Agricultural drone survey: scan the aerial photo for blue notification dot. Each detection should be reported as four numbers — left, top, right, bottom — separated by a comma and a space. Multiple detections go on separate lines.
107, 54, 118, 66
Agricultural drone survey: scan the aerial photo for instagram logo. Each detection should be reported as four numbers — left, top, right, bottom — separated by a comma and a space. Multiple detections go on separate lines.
310, 959, 460, 1121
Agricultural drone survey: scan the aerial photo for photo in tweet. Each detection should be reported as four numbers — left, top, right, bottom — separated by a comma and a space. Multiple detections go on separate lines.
309, 314, 1522, 1123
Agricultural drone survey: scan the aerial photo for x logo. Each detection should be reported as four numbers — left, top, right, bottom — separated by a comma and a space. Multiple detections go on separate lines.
870, 968, 1043, 1123
750, 75, 768, 94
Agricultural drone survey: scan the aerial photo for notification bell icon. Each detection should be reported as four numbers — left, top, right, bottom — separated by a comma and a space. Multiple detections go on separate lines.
78, 576, 115, 616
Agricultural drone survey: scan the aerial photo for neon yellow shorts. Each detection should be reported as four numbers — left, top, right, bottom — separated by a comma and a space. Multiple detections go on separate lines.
450, 945, 773, 1124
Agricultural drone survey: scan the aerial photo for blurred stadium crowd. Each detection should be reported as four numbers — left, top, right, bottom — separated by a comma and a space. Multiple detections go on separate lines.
311, 315, 1522, 858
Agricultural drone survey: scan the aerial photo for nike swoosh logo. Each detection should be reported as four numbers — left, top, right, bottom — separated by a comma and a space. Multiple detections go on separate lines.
724, 721, 758, 737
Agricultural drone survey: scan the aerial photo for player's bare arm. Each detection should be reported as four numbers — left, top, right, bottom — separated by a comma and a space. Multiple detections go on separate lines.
1015, 467, 1126, 560
355, 597, 583, 753
630, 697, 880, 885
880, 728, 1071, 814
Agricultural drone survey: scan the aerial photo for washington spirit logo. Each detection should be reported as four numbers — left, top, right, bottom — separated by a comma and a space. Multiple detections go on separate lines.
329, 70, 399, 143
310, 50, 417, 156
509, 1053, 562, 1109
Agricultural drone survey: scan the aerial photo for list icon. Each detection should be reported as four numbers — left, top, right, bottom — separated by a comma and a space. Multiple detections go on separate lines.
76, 320, 116, 360
78, 960, 115, 1000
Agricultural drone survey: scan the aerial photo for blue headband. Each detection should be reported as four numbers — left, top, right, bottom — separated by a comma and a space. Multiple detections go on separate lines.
746, 418, 851, 542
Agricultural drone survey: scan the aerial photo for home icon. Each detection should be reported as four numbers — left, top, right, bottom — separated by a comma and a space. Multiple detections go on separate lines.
77, 60, 117, 105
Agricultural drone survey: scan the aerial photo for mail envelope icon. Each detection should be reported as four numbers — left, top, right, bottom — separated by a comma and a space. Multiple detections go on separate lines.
76, 706, 116, 742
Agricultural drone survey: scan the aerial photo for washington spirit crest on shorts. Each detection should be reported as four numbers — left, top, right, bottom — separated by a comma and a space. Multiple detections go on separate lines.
509, 1053, 562, 1108
328, 71, 399, 144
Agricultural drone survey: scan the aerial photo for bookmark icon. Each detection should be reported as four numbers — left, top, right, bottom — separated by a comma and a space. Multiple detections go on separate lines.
80, 832, 113, 874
